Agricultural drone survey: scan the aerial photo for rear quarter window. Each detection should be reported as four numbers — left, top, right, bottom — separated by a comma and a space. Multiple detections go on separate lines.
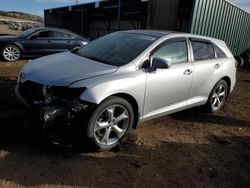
191, 41, 215, 61
214, 45, 227, 58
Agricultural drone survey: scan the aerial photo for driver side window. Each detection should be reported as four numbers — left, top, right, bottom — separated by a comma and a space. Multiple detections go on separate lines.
32, 31, 53, 39
152, 40, 188, 65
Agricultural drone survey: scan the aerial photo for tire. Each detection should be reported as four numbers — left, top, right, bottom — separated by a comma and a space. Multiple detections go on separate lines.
80, 96, 134, 151
2, 44, 21, 62
205, 80, 228, 113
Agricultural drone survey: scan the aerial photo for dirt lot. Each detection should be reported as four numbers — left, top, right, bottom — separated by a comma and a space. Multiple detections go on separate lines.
0, 24, 20, 36
0, 60, 249, 188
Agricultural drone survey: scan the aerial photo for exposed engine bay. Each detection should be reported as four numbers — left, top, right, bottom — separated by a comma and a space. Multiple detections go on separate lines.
16, 80, 93, 146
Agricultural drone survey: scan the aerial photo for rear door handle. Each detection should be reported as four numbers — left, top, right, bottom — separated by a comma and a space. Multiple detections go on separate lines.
184, 69, 193, 76
214, 63, 221, 69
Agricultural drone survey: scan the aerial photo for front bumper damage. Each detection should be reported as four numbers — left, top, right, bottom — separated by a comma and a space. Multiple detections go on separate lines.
15, 80, 95, 146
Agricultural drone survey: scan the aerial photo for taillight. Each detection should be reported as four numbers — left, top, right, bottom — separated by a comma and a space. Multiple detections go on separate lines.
234, 56, 243, 68
235, 61, 238, 68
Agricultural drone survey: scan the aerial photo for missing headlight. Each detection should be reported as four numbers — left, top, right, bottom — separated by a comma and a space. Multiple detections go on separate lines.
49, 87, 86, 101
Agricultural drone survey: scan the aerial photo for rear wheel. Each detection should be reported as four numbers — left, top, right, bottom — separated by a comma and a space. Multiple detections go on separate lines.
81, 97, 134, 151
205, 80, 228, 113
2, 44, 21, 62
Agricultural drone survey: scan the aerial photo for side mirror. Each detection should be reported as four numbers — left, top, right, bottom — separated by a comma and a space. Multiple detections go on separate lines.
152, 57, 171, 70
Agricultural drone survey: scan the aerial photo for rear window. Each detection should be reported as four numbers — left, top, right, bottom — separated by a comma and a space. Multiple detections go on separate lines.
191, 41, 215, 61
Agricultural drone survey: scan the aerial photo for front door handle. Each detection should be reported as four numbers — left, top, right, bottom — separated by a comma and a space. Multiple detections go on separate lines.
214, 63, 221, 69
184, 69, 193, 76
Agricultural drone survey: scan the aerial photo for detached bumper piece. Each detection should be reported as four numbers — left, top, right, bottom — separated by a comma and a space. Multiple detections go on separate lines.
16, 81, 94, 147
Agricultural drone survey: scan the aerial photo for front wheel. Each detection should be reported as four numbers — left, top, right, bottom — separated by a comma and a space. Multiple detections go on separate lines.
205, 80, 228, 113
81, 97, 134, 151
2, 45, 21, 62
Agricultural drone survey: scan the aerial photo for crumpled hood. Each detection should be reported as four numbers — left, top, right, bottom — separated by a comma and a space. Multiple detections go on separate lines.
21, 51, 119, 86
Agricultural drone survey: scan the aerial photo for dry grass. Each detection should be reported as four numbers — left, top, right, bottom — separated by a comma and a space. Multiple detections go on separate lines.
0, 24, 20, 35
0, 15, 39, 23
0, 60, 26, 78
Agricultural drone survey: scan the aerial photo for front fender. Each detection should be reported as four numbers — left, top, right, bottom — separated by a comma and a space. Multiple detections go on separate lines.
80, 87, 137, 105
70, 71, 146, 114
14, 42, 24, 52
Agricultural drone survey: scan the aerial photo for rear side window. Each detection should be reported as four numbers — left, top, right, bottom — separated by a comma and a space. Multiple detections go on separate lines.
53, 31, 76, 39
191, 41, 215, 61
214, 45, 227, 58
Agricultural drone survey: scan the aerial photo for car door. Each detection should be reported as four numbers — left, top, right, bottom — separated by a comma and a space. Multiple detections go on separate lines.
22, 30, 54, 55
48, 30, 76, 53
143, 38, 194, 119
187, 38, 225, 105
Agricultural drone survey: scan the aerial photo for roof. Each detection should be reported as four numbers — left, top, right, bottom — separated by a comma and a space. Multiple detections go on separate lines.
121, 30, 226, 44
121, 30, 179, 38
34, 27, 77, 34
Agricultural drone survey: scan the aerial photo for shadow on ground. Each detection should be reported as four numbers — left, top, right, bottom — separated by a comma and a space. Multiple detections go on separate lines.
171, 108, 250, 128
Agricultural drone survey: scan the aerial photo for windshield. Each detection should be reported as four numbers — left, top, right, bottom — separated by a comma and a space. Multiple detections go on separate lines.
17, 28, 37, 37
76, 32, 157, 66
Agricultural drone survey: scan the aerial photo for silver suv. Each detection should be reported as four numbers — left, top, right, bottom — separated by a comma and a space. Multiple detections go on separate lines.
16, 30, 236, 150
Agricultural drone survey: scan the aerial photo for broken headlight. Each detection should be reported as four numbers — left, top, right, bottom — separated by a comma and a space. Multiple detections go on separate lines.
33, 86, 86, 106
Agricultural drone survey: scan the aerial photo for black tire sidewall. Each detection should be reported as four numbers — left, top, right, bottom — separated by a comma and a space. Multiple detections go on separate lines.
83, 96, 134, 150
2, 45, 21, 62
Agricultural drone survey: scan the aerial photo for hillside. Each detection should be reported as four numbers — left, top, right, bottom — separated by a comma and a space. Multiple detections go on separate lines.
0, 10, 43, 23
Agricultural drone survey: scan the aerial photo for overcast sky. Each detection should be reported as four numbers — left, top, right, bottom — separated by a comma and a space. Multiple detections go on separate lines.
0, 0, 249, 17
231, 0, 250, 12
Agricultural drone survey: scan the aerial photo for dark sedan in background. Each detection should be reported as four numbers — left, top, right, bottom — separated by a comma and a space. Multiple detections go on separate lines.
0, 27, 88, 62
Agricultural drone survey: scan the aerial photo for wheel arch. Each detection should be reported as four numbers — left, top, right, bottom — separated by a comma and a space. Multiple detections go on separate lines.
2, 43, 23, 53
221, 76, 231, 98
109, 93, 140, 129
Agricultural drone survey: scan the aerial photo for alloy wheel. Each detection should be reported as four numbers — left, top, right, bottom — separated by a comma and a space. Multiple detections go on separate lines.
3, 46, 20, 62
211, 84, 227, 111
94, 104, 129, 146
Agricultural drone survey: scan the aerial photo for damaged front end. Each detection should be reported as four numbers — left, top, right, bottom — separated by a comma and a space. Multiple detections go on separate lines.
16, 80, 94, 146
